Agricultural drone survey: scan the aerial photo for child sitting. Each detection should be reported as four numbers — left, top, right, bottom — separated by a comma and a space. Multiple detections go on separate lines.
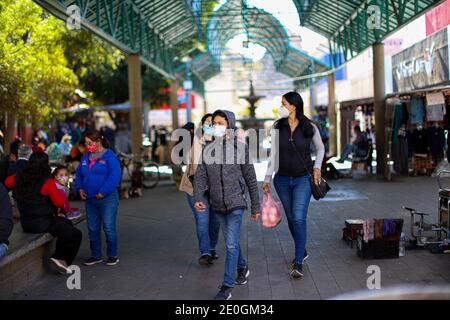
53, 165, 82, 220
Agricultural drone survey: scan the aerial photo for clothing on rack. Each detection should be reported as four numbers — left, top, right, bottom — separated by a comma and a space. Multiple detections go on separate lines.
363, 220, 375, 243
393, 134, 409, 175
410, 97, 425, 124
411, 128, 429, 154
426, 104, 446, 121
374, 219, 384, 240
427, 126, 445, 156
392, 102, 404, 144
382, 219, 397, 237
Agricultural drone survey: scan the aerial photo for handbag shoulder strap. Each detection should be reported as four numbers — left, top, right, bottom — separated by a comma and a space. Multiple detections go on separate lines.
289, 137, 313, 178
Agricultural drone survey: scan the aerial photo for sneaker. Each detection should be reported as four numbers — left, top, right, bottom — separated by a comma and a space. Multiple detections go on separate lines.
210, 250, 219, 260
235, 266, 250, 285
66, 209, 82, 220
106, 257, 120, 266
290, 263, 304, 278
50, 258, 72, 274
198, 254, 213, 266
291, 250, 309, 266
214, 285, 232, 300
84, 257, 103, 266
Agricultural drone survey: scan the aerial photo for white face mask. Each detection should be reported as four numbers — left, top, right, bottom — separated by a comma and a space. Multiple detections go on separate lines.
57, 176, 69, 185
278, 105, 290, 118
213, 125, 227, 137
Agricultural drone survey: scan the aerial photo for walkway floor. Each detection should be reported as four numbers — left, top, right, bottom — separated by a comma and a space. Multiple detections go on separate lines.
17, 174, 450, 300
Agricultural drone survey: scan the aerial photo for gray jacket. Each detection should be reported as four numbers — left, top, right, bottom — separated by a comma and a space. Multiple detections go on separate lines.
193, 110, 260, 214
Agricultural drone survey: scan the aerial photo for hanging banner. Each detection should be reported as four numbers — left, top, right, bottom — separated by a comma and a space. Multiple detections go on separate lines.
392, 27, 449, 92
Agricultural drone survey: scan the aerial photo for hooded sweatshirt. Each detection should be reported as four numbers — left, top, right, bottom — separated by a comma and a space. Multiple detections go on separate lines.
193, 110, 260, 214
75, 149, 121, 199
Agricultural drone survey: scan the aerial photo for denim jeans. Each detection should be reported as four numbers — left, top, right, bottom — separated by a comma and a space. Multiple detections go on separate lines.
186, 194, 220, 256
85, 191, 119, 259
273, 174, 311, 265
215, 209, 247, 287
0, 243, 8, 261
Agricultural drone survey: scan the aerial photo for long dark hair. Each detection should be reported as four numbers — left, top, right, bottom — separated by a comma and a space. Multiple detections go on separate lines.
15, 152, 52, 198
85, 130, 110, 149
274, 91, 314, 138
201, 113, 213, 126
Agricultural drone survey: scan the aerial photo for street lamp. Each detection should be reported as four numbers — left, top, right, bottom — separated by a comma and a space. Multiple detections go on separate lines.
182, 56, 193, 123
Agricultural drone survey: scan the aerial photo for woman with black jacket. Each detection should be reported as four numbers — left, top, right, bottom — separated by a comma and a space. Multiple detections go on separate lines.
6, 152, 82, 274
262, 92, 325, 278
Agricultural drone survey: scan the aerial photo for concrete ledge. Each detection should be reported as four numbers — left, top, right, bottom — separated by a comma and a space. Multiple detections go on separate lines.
0, 215, 85, 299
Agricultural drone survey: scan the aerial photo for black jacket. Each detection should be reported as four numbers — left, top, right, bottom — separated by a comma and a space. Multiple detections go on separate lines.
0, 183, 13, 246
7, 159, 28, 176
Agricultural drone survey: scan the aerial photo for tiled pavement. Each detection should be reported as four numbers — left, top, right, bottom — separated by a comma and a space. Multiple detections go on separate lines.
16, 174, 450, 300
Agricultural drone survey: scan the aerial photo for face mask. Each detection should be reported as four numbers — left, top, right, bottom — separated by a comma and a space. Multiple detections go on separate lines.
278, 106, 290, 118
87, 144, 98, 153
57, 176, 68, 185
203, 125, 214, 136
213, 125, 227, 137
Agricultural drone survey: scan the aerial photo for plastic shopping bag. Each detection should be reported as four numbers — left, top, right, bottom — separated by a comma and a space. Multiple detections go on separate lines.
261, 193, 282, 228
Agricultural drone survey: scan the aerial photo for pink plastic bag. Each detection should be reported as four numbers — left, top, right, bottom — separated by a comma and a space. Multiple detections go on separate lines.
261, 193, 282, 228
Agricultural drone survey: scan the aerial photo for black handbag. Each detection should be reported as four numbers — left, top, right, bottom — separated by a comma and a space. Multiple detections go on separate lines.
289, 138, 331, 200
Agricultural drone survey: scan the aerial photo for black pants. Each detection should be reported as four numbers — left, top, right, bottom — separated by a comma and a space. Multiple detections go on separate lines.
48, 217, 82, 265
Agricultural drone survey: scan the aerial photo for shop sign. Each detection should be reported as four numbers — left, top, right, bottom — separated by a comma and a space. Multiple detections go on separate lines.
392, 27, 449, 92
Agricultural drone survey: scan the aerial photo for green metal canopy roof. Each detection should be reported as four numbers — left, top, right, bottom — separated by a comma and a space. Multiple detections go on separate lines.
33, 0, 445, 90
292, 0, 444, 67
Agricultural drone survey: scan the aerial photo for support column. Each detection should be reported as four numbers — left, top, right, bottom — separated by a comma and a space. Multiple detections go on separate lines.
170, 80, 179, 130
372, 42, 386, 178
327, 73, 337, 157
127, 54, 143, 161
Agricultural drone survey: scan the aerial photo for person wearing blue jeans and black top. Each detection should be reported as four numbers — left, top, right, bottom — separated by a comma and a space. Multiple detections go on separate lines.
179, 114, 221, 265
263, 92, 325, 278
194, 110, 260, 300
76, 130, 121, 266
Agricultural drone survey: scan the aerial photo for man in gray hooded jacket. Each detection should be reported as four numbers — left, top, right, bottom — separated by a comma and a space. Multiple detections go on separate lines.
194, 110, 260, 300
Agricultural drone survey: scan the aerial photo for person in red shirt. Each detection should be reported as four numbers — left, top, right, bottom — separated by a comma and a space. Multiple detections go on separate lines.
5, 152, 82, 274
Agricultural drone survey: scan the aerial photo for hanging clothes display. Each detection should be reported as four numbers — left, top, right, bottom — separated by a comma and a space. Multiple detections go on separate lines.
427, 125, 445, 159
393, 126, 409, 175
411, 127, 429, 154
392, 101, 405, 145
426, 92, 446, 122
410, 96, 426, 124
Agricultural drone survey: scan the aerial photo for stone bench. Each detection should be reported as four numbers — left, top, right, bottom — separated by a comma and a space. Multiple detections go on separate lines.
0, 214, 85, 299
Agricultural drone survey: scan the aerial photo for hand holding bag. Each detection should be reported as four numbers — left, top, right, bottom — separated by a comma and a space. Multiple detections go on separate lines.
261, 193, 282, 228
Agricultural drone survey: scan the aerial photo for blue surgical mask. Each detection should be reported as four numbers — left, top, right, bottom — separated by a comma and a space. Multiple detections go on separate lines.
203, 124, 214, 136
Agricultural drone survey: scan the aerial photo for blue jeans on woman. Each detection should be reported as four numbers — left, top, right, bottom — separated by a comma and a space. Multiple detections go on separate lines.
273, 174, 311, 265
85, 191, 119, 259
215, 209, 247, 288
186, 194, 220, 256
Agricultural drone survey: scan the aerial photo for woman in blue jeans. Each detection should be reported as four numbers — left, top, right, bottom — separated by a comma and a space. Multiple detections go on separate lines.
179, 113, 220, 265
76, 130, 121, 266
263, 92, 325, 278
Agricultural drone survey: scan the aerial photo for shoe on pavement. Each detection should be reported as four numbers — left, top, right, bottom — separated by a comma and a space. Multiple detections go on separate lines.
84, 257, 103, 266
106, 257, 120, 266
214, 285, 232, 300
235, 266, 250, 285
290, 263, 304, 278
